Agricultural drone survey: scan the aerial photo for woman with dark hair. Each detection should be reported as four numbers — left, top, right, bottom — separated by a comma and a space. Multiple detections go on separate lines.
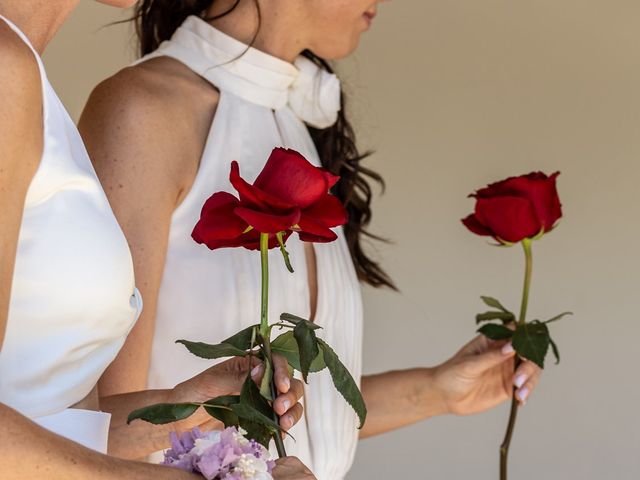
0, 0, 310, 478
79, 1, 542, 478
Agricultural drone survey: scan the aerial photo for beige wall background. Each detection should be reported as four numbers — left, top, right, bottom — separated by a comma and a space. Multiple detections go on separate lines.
45, 1, 640, 478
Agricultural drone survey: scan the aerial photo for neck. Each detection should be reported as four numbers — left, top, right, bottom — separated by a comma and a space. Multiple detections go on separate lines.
206, 0, 306, 63
0, 0, 79, 54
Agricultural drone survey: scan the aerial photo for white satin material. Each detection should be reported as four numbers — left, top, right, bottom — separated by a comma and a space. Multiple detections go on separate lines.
138, 16, 362, 480
34, 409, 112, 454
0, 15, 142, 452
137, 16, 341, 129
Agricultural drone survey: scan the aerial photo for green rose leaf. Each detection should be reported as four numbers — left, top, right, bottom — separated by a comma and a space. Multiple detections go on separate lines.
232, 404, 282, 447
280, 313, 322, 330
241, 374, 273, 419
293, 321, 320, 383
232, 404, 281, 433
271, 331, 326, 373
317, 339, 367, 429
512, 321, 550, 369
259, 357, 274, 401
477, 323, 515, 340
549, 336, 561, 364
176, 325, 258, 359
203, 395, 240, 426
543, 312, 573, 324
476, 311, 516, 324
480, 296, 511, 313
239, 420, 274, 448
236, 375, 286, 447
127, 402, 200, 425
176, 340, 247, 359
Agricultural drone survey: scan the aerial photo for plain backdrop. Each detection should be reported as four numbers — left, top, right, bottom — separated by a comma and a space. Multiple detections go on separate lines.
44, 1, 640, 478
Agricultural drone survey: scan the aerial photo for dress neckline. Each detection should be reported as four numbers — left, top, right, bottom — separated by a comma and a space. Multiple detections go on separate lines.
144, 15, 342, 129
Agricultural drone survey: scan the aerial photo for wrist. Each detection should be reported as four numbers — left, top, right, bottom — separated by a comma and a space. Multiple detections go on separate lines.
166, 382, 225, 435
166, 381, 188, 404
420, 366, 451, 417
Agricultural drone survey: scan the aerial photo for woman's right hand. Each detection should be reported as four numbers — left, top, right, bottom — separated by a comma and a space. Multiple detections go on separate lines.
169, 355, 305, 432
272, 457, 317, 479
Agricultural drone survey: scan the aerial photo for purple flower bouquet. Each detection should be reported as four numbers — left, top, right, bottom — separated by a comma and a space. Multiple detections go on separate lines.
163, 427, 276, 480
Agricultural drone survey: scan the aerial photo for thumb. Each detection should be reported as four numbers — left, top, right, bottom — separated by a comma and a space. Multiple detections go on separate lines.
465, 343, 515, 374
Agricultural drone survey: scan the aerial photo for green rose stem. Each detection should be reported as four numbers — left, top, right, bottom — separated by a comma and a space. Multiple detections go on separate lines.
500, 238, 533, 480
259, 233, 288, 458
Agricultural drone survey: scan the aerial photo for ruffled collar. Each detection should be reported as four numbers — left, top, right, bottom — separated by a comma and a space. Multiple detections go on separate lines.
152, 16, 341, 129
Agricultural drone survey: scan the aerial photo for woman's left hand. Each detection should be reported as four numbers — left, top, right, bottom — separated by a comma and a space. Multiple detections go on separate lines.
433, 335, 541, 416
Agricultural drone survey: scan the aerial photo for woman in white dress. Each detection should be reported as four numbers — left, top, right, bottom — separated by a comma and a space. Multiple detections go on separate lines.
79, 1, 543, 478
0, 1, 311, 478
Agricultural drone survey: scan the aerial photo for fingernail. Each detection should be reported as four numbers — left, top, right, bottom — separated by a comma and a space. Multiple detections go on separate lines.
284, 415, 294, 429
502, 343, 514, 355
281, 400, 291, 412
251, 364, 262, 379
517, 386, 530, 404
514, 374, 528, 389
282, 376, 291, 391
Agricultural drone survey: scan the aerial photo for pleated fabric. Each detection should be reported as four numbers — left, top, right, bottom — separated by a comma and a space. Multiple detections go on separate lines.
139, 16, 363, 479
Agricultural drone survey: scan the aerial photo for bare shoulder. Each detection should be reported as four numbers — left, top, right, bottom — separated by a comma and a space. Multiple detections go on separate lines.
0, 20, 40, 87
79, 56, 219, 199
0, 22, 44, 346
0, 20, 43, 184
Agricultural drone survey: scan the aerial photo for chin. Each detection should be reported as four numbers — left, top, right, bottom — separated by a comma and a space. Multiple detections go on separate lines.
313, 37, 361, 61
94, 0, 138, 7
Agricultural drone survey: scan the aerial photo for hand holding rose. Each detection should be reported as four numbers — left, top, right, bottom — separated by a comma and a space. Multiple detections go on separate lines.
167, 355, 305, 434
433, 335, 542, 416
462, 171, 567, 480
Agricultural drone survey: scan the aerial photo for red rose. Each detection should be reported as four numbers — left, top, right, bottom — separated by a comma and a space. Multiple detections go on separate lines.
193, 148, 348, 250
462, 172, 562, 244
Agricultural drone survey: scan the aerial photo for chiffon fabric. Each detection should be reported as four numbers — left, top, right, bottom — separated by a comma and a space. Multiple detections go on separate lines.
137, 16, 363, 479
0, 14, 142, 453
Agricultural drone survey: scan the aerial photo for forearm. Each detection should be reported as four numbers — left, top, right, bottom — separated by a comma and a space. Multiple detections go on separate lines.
101, 387, 222, 460
0, 403, 197, 479
101, 388, 177, 459
358, 368, 448, 439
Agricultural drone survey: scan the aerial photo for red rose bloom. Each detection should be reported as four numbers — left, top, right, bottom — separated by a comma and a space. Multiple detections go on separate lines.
193, 148, 348, 250
462, 172, 562, 244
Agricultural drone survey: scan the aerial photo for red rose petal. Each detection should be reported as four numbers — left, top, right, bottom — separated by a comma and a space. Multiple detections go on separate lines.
302, 195, 348, 228
192, 192, 249, 249
461, 214, 493, 237
238, 230, 293, 250
318, 167, 340, 189
235, 206, 301, 234
473, 172, 562, 232
475, 196, 541, 243
254, 148, 331, 209
229, 161, 296, 212
297, 214, 339, 243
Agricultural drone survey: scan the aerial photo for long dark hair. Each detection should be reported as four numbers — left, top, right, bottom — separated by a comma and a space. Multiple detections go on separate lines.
133, 0, 396, 290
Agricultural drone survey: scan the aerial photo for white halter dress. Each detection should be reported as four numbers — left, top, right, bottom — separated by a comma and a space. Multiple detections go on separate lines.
0, 15, 142, 453
138, 16, 363, 479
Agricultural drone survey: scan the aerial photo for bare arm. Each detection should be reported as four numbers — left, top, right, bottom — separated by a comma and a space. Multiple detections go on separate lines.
0, 26, 196, 480
359, 368, 447, 439
0, 21, 41, 352
0, 403, 200, 480
78, 62, 216, 397
102, 354, 304, 459
359, 336, 541, 439
81, 63, 306, 460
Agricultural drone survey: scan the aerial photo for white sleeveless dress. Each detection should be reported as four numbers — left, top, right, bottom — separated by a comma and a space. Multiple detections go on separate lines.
138, 16, 363, 479
0, 15, 142, 453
